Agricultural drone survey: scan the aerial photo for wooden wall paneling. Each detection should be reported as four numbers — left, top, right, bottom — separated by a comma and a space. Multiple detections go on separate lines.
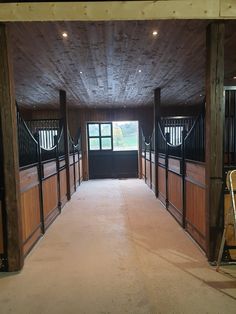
0, 24, 23, 271
151, 161, 156, 193
42, 175, 59, 229
75, 161, 79, 187
145, 160, 151, 188
168, 157, 181, 175
185, 161, 206, 187
70, 165, 75, 195
205, 22, 225, 261
158, 166, 166, 205
43, 161, 57, 178
0, 202, 4, 254
20, 166, 39, 192
141, 157, 145, 179
79, 157, 83, 182
20, 185, 42, 256
224, 193, 236, 260
167, 171, 183, 224
185, 180, 206, 251
60, 169, 67, 207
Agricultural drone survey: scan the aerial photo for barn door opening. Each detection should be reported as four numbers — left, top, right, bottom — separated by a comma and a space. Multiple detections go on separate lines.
87, 121, 139, 179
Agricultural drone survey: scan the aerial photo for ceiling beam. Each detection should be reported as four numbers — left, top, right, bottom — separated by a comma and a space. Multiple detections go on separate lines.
1, 1, 235, 22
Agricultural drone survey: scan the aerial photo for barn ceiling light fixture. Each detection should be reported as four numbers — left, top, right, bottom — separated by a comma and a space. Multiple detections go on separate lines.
152, 30, 158, 36
62, 32, 68, 38
138, 69, 142, 73
233, 76, 236, 80
80, 71, 83, 74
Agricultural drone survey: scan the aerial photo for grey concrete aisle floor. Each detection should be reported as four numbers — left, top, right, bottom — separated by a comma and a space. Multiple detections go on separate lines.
0, 179, 236, 314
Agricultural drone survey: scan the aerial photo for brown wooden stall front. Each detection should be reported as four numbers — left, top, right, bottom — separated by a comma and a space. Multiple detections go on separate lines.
141, 107, 207, 253
17, 112, 83, 258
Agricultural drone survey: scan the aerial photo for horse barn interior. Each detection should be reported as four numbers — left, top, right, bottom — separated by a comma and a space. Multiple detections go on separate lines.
1, 1, 236, 313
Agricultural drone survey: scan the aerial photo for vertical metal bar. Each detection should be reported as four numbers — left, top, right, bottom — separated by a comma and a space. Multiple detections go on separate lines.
35, 133, 45, 234
165, 132, 170, 209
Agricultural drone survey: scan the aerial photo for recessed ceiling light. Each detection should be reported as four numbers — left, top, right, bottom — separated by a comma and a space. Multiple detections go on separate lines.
62, 32, 68, 38
138, 69, 142, 73
152, 30, 158, 36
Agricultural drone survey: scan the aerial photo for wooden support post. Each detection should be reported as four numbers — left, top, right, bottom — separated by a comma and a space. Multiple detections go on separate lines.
205, 22, 225, 262
0, 23, 23, 271
154, 88, 161, 197
60, 90, 71, 201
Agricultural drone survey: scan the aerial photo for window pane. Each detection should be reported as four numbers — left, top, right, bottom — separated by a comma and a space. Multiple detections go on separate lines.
88, 124, 99, 137
39, 129, 58, 149
89, 138, 100, 150
113, 121, 138, 151
101, 124, 111, 136
101, 137, 112, 150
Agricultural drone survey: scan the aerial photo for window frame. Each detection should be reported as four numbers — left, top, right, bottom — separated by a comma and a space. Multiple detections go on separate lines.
87, 122, 113, 151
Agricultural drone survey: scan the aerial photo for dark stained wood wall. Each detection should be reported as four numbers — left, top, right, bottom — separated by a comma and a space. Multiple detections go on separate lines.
20, 166, 42, 256
0, 203, 4, 254
185, 161, 206, 251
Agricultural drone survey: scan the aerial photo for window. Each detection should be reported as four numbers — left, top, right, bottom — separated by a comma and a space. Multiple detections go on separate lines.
39, 129, 58, 149
87, 121, 138, 151
113, 121, 138, 151
164, 126, 183, 146
88, 123, 112, 151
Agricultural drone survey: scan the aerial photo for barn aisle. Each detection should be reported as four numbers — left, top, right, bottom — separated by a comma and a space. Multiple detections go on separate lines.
0, 179, 235, 314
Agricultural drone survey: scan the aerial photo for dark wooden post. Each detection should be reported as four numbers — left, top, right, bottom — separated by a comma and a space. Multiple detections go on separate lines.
0, 24, 23, 271
205, 22, 225, 262
154, 88, 161, 197
60, 90, 71, 201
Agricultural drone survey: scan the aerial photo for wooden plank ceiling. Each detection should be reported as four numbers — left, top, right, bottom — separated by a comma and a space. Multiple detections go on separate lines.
8, 20, 236, 109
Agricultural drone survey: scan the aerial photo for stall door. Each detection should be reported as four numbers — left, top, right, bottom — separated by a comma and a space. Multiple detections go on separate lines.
88, 122, 138, 179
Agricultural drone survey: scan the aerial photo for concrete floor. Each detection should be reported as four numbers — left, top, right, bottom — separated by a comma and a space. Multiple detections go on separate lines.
0, 179, 236, 314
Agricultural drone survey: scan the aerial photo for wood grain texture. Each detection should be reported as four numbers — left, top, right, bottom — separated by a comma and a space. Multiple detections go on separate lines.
79, 159, 83, 182
0, 1, 223, 22
0, 24, 23, 271
60, 169, 67, 206
185, 161, 205, 187
158, 157, 165, 166
42, 175, 58, 218
0, 202, 3, 254
23, 228, 41, 257
167, 171, 183, 223
20, 166, 39, 192
9, 20, 209, 109
186, 180, 206, 251
75, 162, 79, 187
205, 22, 225, 261
70, 165, 75, 193
158, 166, 166, 201
151, 162, 156, 193
142, 157, 145, 178
21, 185, 41, 244
168, 157, 181, 175
145, 160, 151, 188
43, 161, 57, 178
